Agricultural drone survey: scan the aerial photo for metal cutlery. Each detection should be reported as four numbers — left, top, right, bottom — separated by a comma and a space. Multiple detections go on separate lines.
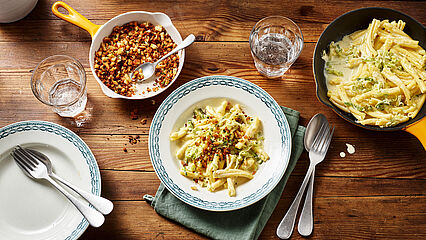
26, 148, 113, 215
298, 123, 334, 236
11, 146, 105, 228
276, 118, 333, 239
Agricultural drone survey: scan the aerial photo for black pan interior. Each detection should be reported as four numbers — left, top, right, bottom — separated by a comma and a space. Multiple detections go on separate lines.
313, 7, 426, 131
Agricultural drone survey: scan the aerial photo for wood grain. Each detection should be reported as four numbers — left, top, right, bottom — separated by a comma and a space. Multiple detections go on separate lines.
77, 196, 426, 240
262, 195, 426, 239
24, 0, 426, 23
1, 1, 425, 43
100, 170, 426, 201
0, 20, 327, 43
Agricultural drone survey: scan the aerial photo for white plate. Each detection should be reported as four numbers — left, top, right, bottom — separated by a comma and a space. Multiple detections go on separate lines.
0, 121, 101, 239
149, 76, 292, 211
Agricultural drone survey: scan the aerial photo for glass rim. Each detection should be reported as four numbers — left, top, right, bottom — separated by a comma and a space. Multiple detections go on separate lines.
251, 15, 302, 31
249, 16, 304, 64
31, 55, 87, 107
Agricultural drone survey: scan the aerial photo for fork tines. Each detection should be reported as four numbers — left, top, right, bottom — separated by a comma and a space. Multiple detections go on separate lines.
11, 145, 39, 170
311, 124, 335, 154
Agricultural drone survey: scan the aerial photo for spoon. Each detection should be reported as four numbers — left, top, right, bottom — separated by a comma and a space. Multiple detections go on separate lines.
276, 113, 329, 239
131, 34, 195, 81
297, 114, 329, 236
27, 148, 114, 215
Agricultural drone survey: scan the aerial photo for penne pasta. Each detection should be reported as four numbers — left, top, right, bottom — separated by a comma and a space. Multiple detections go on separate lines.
226, 178, 236, 197
323, 19, 426, 127
170, 100, 268, 196
213, 169, 254, 179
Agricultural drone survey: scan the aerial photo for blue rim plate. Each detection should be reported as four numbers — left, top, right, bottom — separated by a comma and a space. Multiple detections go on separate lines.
0, 121, 100, 240
149, 76, 291, 211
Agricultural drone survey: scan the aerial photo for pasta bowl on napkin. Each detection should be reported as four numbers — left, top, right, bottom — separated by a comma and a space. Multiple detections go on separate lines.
148, 76, 292, 211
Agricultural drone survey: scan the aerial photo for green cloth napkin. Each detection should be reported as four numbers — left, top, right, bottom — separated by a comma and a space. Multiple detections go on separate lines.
144, 106, 305, 240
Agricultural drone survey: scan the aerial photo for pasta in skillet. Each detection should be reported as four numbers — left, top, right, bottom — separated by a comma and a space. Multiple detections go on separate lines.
170, 100, 269, 197
323, 19, 426, 127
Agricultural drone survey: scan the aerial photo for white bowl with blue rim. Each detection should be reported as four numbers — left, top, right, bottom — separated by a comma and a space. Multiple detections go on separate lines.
149, 75, 291, 211
0, 121, 100, 239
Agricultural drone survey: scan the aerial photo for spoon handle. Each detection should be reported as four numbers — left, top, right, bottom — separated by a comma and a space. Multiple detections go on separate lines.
51, 173, 114, 215
276, 164, 314, 239
298, 167, 315, 236
154, 34, 195, 66
44, 175, 105, 227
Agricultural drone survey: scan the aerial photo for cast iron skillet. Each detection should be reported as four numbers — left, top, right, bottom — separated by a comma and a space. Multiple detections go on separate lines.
313, 7, 426, 149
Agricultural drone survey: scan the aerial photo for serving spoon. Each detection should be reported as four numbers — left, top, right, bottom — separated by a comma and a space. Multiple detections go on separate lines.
276, 113, 329, 239
131, 34, 195, 81
26, 148, 114, 215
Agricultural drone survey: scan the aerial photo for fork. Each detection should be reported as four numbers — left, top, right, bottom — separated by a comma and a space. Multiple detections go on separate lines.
26, 148, 113, 215
276, 123, 334, 239
11, 146, 105, 228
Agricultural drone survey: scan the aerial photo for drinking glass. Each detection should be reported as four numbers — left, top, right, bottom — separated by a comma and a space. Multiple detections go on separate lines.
249, 16, 304, 78
31, 55, 87, 117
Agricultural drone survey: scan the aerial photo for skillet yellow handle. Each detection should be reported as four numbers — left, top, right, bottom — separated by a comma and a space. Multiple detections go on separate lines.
52, 1, 100, 38
404, 117, 426, 150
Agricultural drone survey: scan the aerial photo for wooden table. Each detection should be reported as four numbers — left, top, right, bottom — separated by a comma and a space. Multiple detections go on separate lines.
1, 0, 425, 239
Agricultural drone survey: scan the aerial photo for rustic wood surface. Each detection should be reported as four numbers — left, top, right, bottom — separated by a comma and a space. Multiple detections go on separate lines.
0, 0, 425, 239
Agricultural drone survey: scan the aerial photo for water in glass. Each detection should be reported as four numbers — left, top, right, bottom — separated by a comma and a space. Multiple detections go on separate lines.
250, 16, 303, 78
48, 77, 87, 117
32, 55, 87, 118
